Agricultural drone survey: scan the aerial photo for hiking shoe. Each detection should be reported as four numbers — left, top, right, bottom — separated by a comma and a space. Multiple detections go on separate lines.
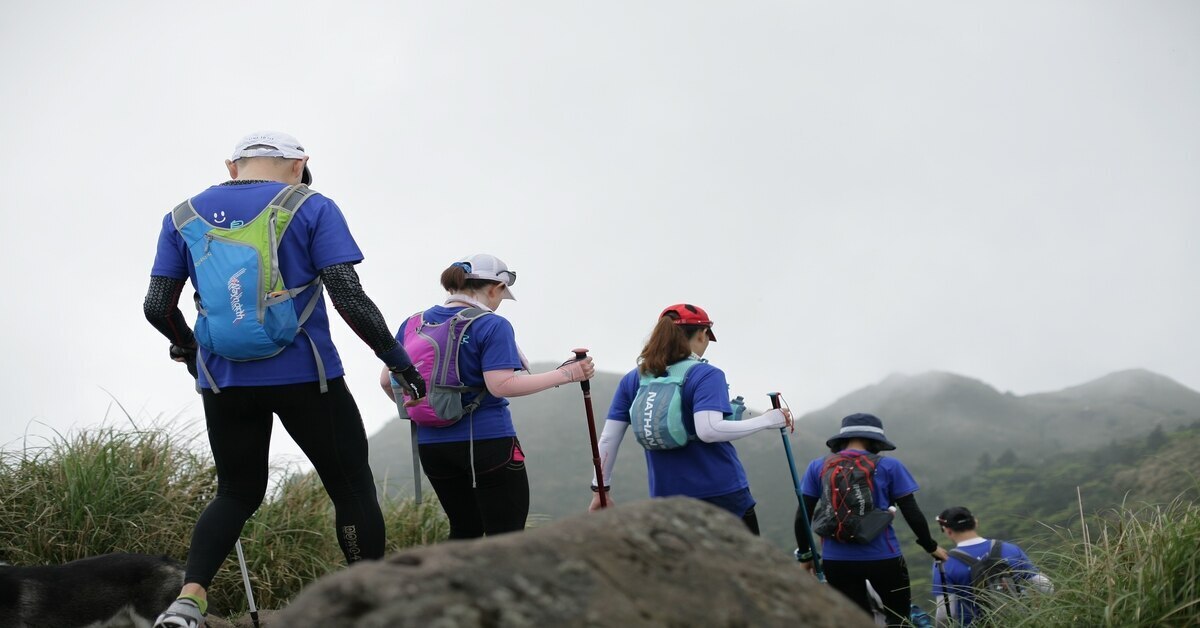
154, 598, 206, 628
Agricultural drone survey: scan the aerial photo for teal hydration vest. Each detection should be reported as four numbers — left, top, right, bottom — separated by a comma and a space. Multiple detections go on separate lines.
630, 359, 703, 450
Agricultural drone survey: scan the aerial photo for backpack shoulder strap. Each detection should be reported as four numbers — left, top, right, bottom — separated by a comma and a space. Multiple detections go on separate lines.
454, 307, 492, 322
171, 199, 201, 232
987, 540, 1005, 560
269, 183, 316, 214
949, 548, 979, 566
665, 358, 702, 379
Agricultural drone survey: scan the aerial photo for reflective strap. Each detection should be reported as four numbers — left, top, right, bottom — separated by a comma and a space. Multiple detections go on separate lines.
262, 277, 321, 312
263, 184, 313, 291
297, 327, 327, 393
294, 278, 323, 326
410, 421, 422, 504
197, 348, 220, 394
267, 207, 281, 294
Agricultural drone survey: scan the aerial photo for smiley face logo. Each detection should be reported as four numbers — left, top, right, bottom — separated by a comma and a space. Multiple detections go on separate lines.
212, 211, 227, 224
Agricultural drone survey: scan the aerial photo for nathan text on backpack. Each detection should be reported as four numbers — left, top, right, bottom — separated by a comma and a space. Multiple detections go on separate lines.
172, 184, 324, 392
811, 452, 894, 543
629, 359, 703, 450
949, 540, 1019, 612
397, 308, 492, 427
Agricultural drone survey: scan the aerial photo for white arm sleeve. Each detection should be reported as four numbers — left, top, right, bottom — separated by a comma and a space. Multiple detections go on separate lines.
693, 408, 788, 443
593, 419, 628, 487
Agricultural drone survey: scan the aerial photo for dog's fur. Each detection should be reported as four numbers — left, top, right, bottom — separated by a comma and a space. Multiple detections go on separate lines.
0, 553, 184, 628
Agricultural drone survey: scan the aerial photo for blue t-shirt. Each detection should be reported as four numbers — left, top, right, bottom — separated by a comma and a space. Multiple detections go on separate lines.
397, 305, 524, 444
800, 451, 920, 561
608, 362, 747, 502
150, 182, 362, 388
932, 538, 1039, 625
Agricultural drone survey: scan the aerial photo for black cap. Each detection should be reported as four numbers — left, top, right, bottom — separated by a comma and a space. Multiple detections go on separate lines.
937, 506, 976, 531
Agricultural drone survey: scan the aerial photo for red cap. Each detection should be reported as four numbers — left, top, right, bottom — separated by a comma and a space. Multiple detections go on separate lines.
660, 303, 717, 341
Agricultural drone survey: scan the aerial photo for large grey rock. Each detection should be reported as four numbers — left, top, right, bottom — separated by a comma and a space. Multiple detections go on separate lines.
273, 497, 873, 627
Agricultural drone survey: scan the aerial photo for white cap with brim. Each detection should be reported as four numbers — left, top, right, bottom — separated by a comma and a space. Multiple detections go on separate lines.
231, 131, 313, 185
458, 253, 517, 300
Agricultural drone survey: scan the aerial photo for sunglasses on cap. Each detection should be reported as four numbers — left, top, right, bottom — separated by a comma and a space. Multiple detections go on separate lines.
453, 261, 516, 287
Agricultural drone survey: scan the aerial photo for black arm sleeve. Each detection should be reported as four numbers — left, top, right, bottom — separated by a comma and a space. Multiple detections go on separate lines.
319, 263, 408, 366
896, 493, 939, 553
143, 276, 196, 347
794, 494, 819, 552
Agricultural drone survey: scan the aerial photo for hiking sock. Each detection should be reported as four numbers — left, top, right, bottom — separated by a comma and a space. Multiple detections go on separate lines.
154, 596, 207, 628
178, 594, 208, 616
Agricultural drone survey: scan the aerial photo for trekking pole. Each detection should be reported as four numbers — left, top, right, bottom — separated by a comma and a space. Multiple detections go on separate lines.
391, 376, 423, 504
234, 539, 260, 628
937, 561, 952, 625
770, 392, 824, 583
574, 349, 607, 508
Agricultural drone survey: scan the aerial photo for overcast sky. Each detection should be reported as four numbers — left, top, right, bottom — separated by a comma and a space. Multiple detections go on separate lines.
2, 2, 1196, 464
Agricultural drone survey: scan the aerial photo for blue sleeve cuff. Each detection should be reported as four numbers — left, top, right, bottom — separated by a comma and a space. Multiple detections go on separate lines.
378, 343, 412, 370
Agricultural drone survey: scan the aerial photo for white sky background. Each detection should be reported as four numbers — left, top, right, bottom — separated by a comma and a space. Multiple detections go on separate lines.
1, 2, 1196, 465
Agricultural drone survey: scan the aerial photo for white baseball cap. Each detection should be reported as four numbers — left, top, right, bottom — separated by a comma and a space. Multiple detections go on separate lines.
457, 253, 517, 300
230, 131, 313, 185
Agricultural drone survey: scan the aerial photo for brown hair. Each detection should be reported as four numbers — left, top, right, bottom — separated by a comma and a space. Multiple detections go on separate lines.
440, 264, 502, 293
638, 316, 705, 377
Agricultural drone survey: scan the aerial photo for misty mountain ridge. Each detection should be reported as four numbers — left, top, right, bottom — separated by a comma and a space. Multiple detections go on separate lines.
799, 368, 1200, 453
368, 366, 1200, 550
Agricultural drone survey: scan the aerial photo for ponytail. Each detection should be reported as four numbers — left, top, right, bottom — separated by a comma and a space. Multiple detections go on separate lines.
440, 263, 501, 294
638, 317, 704, 376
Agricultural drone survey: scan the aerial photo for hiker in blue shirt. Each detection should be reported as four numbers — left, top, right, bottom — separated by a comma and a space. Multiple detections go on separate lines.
145, 131, 426, 628
588, 304, 792, 533
933, 506, 1052, 626
795, 413, 948, 627
379, 254, 594, 539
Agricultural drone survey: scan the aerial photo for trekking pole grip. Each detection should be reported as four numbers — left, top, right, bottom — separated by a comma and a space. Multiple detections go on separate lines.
573, 349, 590, 393
769, 392, 782, 410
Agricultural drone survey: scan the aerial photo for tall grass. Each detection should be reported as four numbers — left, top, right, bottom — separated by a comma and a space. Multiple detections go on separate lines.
0, 421, 448, 615
978, 493, 1200, 627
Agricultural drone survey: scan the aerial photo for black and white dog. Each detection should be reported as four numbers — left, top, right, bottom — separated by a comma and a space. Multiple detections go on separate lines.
0, 553, 184, 628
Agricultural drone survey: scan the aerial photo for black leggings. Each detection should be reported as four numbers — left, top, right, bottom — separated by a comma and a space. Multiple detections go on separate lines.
418, 437, 529, 539
186, 378, 384, 587
822, 556, 911, 627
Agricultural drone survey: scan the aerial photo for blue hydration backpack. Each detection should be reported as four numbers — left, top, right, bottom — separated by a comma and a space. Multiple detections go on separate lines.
171, 184, 325, 392
630, 359, 703, 450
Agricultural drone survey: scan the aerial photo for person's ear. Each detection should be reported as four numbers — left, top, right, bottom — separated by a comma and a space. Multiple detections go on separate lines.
293, 157, 308, 182
225, 159, 238, 179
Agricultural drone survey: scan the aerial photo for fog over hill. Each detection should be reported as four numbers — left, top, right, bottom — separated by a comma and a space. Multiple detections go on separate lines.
369, 366, 1200, 550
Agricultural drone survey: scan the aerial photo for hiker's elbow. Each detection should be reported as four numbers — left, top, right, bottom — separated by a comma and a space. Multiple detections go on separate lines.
693, 412, 721, 443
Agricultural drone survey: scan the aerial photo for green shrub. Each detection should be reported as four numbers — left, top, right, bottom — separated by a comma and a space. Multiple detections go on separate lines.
978, 494, 1200, 627
0, 421, 448, 615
